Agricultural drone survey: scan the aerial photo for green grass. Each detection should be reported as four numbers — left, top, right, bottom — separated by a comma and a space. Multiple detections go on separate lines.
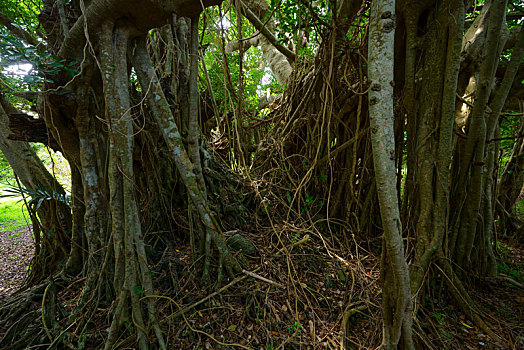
516, 198, 524, 218
0, 182, 13, 191
496, 241, 524, 285
0, 198, 30, 231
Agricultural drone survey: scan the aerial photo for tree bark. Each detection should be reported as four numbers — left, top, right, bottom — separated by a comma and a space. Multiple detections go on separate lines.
452, 0, 507, 271
99, 21, 165, 350
368, 0, 413, 348
131, 36, 241, 280
0, 94, 72, 285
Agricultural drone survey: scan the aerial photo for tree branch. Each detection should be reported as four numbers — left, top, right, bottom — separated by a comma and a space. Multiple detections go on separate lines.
239, 0, 296, 62
0, 11, 39, 47
6, 113, 60, 151
487, 25, 524, 136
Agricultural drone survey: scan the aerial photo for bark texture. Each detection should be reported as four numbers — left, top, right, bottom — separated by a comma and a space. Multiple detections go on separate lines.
368, 0, 413, 348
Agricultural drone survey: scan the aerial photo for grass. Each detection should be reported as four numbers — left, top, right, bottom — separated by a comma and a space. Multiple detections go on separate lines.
0, 181, 13, 191
516, 198, 524, 217
0, 198, 31, 231
496, 240, 524, 285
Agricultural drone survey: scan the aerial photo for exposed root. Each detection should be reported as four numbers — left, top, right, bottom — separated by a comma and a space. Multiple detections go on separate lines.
0, 280, 63, 349
436, 254, 505, 346
340, 301, 370, 349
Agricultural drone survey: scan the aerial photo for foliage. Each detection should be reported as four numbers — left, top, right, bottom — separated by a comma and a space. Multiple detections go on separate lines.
269, 0, 331, 52
0, 144, 70, 191
0, 0, 41, 32
0, 183, 70, 210
286, 321, 302, 334
0, 32, 79, 86
0, 0, 41, 96
498, 114, 522, 166
516, 198, 524, 217
201, 7, 282, 115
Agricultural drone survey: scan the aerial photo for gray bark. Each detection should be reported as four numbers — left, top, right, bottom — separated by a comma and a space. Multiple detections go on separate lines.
131, 37, 241, 279
368, 0, 413, 348
453, 0, 508, 269
99, 22, 165, 350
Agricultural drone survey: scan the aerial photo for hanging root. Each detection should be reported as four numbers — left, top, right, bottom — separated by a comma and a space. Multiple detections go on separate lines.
99, 21, 166, 350
131, 35, 242, 283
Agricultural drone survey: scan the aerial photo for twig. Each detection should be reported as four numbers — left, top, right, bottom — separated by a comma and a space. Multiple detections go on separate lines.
276, 234, 310, 255
486, 275, 524, 289
41, 282, 53, 343
147, 294, 253, 350
487, 134, 522, 143
165, 267, 261, 320
242, 269, 285, 288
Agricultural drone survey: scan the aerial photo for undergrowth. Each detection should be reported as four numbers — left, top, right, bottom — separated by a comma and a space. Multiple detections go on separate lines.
496, 241, 524, 284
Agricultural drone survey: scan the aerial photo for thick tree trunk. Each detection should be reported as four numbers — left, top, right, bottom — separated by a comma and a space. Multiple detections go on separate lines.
0, 94, 72, 285
448, 0, 519, 277
99, 21, 166, 350
368, 0, 413, 348
404, 0, 464, 295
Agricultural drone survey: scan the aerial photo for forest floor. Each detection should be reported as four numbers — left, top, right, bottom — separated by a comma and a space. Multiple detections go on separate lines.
0, 221, 522, 349
0, 194, 33, 301
0, 225, 32, 301
149, 228, 523, 350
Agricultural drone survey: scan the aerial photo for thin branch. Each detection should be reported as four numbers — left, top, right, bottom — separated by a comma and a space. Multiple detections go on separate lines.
487, 25, 524, 136
487, 134, 523, 143
242, 269, 285, 288
298, 0, 332, 28
56, 0, 69, 36
239, 0, 296, 62
0, 11, 39, 47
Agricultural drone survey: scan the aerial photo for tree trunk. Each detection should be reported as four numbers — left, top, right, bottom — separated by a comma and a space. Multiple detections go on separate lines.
497, 118, 524, 236
131, 35, 241, 281
402, 0, 464, 295
0, 94, 72, 285
368, 0, 413, 348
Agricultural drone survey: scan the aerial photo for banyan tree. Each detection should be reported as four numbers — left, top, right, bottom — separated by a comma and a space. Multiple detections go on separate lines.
0, 0, 522, 349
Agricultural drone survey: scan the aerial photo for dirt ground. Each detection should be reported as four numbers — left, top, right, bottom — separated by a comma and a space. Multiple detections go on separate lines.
0, 225, 33, 301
